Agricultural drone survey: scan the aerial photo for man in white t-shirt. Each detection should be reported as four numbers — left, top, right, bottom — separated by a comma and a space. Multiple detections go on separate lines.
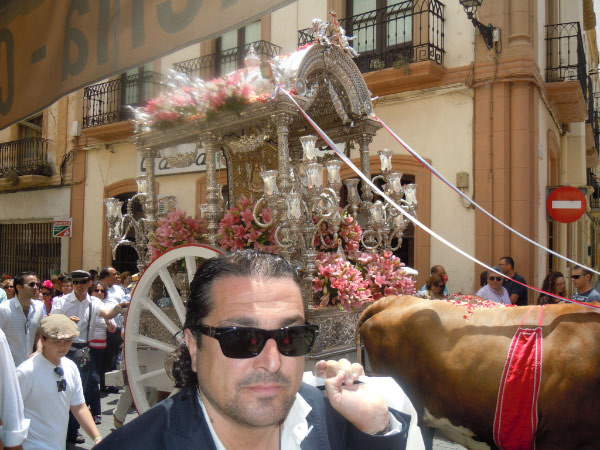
17, 314, 103, 449
50, 270, 128, 444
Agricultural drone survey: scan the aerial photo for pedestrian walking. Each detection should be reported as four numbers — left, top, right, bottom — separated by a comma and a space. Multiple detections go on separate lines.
17, 314, 103, 449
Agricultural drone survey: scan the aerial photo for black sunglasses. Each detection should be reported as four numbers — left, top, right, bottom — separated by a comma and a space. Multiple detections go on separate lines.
571, 275, 582, 280
54, 366, 67, 392
72, 279, 90, 285
26, 281, 41, 288
93, 288, 106, 293
195, 324, 319, 359
488, 276, 502, 281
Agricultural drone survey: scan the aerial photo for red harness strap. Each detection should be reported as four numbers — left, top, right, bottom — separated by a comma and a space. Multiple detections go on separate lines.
493, 306, 544, 450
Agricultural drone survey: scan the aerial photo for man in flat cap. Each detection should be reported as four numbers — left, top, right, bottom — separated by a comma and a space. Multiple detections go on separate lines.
16, 315, 103, 449
50, 270, 128, 444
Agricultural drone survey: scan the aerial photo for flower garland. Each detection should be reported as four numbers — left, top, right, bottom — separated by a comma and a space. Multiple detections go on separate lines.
313, 252, 372, 310
314, 211, 362, 257
313, 249, 416, 310
148, 210, 208, 260
218, 195, 278, 253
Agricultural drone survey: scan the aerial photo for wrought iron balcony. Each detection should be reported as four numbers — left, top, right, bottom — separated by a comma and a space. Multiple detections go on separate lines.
0, 137, 50, 177
173, 40, 282, 80
298, 0, 444, 73
83, 71, 166, 128
545, 22, 587, 99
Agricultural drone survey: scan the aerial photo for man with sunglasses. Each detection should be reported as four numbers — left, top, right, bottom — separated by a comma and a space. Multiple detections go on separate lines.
98, 250, 408, 450
0, 272, 45, 367
50, 270, 129, 444
16, 314, 103, 449
475, 266, 511, 304
570, 266, 600, 303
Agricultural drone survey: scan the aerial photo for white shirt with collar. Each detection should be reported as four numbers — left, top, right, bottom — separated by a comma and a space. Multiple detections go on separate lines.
198, 375, 406, 450
0, 297, 44, 366
0, 328, 30, 447
51, 292, 104, 346
104, 284, 127, 328
198, 390, 313, 450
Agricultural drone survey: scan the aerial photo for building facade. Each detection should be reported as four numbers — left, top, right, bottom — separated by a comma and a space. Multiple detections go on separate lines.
1, 0, 598, 297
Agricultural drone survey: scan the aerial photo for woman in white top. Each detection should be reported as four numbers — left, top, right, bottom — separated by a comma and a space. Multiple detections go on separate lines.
86, 281, 115, 424
475, 267, 511, 305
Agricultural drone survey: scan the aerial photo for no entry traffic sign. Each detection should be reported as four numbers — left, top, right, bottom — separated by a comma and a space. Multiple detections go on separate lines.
546, 186, 587, 223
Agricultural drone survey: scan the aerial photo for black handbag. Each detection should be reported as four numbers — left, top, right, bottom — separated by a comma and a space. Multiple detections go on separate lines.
71, 303, 92, 367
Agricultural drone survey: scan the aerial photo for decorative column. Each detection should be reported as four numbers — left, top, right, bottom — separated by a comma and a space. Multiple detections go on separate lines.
271, 113, 294, 194
141, 146, 158, 224
359, 133, 374, 203
202, 133, 223, 245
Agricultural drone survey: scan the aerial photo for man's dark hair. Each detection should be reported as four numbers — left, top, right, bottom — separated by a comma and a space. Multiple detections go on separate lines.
500, 256, 514, 269
172, 250, 300, 388
14, 271, 37, 295
99, 267, 113, 280
89, 269, 99, 280
61, 276, 72, 284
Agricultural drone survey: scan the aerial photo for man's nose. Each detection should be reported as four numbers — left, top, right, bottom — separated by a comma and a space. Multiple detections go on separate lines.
253, 338, 282, 372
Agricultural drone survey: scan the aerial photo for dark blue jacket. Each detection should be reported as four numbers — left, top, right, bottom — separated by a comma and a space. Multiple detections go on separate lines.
97, 383, 409, 449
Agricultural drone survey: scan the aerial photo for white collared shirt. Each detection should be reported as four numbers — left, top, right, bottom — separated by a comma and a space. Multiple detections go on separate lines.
0, 297, 44, 366
198, 391, 313, 450
197, 387, 402, 449
0, 328, 29, 447
51, 293, 104, 345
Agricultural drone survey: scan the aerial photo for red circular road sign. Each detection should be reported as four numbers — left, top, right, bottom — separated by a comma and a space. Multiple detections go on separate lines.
547, 186, 587, 223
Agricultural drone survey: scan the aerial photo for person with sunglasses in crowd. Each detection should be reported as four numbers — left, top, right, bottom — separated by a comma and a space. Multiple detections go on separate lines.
16, 314, 103, 449
0, 272, 45, 367
416, 272, 447, 300
40, 280, 55, 315
86, 280, 117, 424
50, 270, 129, 444
98, 250, 409, 450
570, 266, 600, 303
475, 266, 511, 304
2, 278, 16, 303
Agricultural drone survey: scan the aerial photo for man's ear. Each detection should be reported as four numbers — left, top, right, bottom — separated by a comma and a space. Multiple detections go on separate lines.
184, 329, 198, 373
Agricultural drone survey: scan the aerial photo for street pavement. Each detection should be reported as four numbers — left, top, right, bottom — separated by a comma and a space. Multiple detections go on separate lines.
66, 388, 466, 450
66, 388, 137, 450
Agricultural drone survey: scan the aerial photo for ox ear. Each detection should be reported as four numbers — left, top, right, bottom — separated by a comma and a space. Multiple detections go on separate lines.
184, 329, 199, 373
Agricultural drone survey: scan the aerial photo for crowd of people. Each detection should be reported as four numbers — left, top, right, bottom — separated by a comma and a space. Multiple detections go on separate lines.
416, 256, 600, 305
0, 267, 133, 448
1, 251, 412, 450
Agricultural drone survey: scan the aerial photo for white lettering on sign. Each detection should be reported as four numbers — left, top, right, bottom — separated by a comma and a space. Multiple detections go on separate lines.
552, 200, 582, 209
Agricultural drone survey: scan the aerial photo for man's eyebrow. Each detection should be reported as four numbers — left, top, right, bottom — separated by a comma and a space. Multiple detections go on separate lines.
219, 315, 305, 328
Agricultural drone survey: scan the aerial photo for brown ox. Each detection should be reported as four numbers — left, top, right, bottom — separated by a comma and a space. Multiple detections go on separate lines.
357, 295, 600, 450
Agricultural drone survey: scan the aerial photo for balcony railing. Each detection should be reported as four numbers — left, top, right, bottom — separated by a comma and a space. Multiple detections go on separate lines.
173, 40, 282, 80
0, 137, 50, 177
83, 71, 166, 128
298, 0, 444, 73
545, 22, 587, 99
588, 171, 600, 209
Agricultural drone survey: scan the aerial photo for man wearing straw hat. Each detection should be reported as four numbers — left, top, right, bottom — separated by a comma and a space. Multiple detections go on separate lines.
16, 314, 103, 449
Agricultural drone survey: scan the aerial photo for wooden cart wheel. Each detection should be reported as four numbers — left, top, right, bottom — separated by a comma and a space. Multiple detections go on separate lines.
124, 244, 223, 414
